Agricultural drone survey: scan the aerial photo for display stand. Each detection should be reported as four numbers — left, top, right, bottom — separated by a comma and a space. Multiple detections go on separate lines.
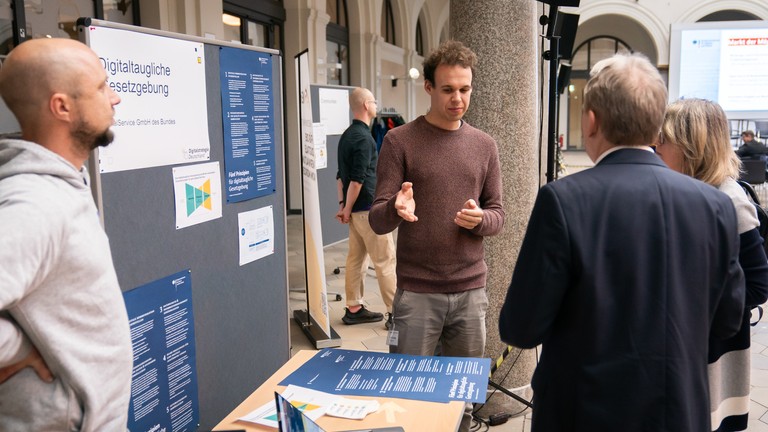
293, 49, 342, 349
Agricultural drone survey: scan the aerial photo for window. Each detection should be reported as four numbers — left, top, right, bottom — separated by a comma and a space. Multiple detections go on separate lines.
99, 0, 139, 25
221, 13, 279, 49
0, 0, 12, 55
565, 36, 633, 150
2, 0, 139, 54
24, 0, 94, 40
326, 40, 348, 85
326, 0, 349, 85
223, 0, 285, 50
326, 0, 346, 27
381, 0, 396, 46
415, 16, 424, 56
570, 36, 631, 71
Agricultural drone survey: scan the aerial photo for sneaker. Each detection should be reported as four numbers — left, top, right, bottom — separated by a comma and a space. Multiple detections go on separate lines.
384, 313, 393, 330
342, 306, 384, 325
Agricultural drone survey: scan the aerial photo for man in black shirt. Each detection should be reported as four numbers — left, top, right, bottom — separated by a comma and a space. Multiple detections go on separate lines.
336, 87, 396, 328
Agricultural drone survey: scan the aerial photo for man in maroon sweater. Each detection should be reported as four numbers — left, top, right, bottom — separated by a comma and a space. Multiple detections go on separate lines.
369, 40, 504, 432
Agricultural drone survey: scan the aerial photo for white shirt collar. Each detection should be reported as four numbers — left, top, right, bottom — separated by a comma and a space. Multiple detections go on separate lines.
594, 145, 654, 165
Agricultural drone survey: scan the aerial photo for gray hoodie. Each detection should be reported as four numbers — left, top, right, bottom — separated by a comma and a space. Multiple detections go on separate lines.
0, 138, 132, 431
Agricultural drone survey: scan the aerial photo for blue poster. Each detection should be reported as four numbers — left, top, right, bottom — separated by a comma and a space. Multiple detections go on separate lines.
220, 47, 276, 202
279, 348, 491, 403
123, 270, 199, 432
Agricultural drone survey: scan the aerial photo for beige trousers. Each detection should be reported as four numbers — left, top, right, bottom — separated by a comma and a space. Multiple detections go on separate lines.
345, 211, 396, 312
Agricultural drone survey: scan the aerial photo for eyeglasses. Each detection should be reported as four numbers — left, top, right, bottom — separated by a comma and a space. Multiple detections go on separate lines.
366, 100, 378, 106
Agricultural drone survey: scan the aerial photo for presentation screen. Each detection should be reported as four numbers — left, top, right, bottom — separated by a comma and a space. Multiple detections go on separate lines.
669, 20, 768, 119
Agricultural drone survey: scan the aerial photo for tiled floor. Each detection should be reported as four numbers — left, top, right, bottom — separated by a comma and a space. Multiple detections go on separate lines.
285, 151, 768, 431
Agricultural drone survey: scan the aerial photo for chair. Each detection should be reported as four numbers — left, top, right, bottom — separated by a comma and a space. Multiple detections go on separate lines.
740, 159, 767, 185
756, 121, 768, 141
739, 159, 768, 203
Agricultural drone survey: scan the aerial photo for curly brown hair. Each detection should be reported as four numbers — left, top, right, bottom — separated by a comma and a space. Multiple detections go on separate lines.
422, 40, 477, 85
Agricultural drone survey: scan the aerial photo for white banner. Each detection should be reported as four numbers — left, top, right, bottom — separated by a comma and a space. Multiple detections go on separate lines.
296, 51, 331, 336
86, 26, 210, 173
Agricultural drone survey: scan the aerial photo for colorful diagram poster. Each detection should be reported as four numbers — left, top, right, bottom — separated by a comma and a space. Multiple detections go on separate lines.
280, 348, 491, 403
86, 26, 210, 173
220, 46, 275, 202
172, 162, 223, 229
123, 270, 199, 432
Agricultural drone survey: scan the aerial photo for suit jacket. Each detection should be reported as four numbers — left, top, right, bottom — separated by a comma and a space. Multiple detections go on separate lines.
736, 140, 767, 159
499, 148, 745, 432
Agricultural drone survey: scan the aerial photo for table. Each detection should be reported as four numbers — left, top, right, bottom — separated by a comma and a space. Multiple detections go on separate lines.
213, 350, 464, 432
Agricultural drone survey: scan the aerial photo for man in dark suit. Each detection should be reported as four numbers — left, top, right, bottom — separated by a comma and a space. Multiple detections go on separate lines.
736, 129, 767, 160
498, 54, 745, 431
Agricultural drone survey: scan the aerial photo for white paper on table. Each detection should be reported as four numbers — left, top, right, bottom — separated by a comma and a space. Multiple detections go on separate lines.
238, 399, 279, 428
238, 385, 341, 426
325, 398, 380, 420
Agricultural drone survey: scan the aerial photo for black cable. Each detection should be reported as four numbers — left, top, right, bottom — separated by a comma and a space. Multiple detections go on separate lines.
472, 347, 533, 427
474, 348, 523, 413
537, 3, 548, 189
471, 414, 490, 432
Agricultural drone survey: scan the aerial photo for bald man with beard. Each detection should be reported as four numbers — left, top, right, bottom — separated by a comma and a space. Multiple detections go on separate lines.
336, 87, 397, 327
0, 39, 132, 431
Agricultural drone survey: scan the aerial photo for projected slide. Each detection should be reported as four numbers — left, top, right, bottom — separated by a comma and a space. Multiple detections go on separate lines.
718, 29, 768, 112
670, 21, 768, 118
678, 29, 721, 102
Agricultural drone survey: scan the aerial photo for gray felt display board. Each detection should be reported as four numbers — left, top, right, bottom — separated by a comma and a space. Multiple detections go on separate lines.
81, 21, 290, 431
310, 84, 354, 247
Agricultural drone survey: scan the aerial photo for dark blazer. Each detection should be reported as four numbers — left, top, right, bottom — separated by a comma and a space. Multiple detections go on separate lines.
736, 140, 767, 159
499, 148, 745, 432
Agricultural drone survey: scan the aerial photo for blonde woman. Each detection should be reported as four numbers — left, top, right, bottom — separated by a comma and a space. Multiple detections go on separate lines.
656, 98, 768, 432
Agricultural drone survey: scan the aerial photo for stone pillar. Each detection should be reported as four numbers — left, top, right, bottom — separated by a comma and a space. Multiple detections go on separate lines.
450, 0, 540, 417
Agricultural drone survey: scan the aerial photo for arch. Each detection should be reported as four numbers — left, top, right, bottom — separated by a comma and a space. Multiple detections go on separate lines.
415, 2, 433, 56
678, 0, 768, 22
575, 14, 657, 64
571, 35, 633, 71
699, 10, 760, 21
577, 1, 667, 64
379, 0, 407, 48
345, 0, 362, 35
435, 1, 449, 46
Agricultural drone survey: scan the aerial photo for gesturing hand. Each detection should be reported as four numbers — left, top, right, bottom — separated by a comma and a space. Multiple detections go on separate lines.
455, 198, 483, 229
395, 182, 418, 222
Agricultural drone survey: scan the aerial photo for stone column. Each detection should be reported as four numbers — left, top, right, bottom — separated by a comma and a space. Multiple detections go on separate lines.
450, 0, 540, 417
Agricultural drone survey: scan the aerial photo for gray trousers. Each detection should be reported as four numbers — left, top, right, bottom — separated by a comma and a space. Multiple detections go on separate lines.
389, 288, 488, 432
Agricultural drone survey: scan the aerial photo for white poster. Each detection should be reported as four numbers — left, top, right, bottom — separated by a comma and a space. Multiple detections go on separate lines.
87, 26, 210, 173
172, 162, 223, 229
296, 52, 331, 336
318, 88, 350, 135
313, 123, 328, 169
238, 206, 275, 266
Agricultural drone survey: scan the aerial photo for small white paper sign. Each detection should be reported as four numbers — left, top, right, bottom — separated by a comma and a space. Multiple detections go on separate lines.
313, 122, 327, 169
237, 206, 274, 265
318, 87, 350, 135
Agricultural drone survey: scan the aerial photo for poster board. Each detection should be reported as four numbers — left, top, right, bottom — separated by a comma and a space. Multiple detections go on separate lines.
0, 55, 19, 135
310, 84, 354, 247
80, 19, 289, 431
